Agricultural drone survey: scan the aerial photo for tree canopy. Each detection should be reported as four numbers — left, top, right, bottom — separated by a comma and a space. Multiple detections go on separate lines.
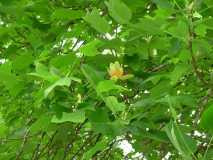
0, 0, 213, 159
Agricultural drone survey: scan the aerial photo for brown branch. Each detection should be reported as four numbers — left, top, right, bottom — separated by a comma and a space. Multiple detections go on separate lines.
62, 119, 88, 160
195, 88, 213, 125
187, 3, 208, 86
187, 2, 213, 126
144, 63, 168, 73
0, 132, 40, 143
15, 129, 30, 160
71, 133, 97, 160
71, 38, 80, 51
32, 132, 46, 160
98, 138, 125, 159
39, 130, 58, 158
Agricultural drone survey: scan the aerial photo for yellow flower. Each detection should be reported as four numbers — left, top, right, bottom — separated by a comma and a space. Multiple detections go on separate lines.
108, 61, 124, 80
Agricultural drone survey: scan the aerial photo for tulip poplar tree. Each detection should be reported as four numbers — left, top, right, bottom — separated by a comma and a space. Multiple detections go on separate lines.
0, 0, 213, 159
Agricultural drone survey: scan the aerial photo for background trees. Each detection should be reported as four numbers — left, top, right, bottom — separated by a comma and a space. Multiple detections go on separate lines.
0, 0, 213, 159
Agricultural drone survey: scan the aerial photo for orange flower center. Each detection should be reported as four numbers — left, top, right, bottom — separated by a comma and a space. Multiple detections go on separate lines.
109, 69, 123, 78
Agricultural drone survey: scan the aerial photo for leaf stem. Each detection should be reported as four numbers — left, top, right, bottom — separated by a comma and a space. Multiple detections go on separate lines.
187, 2, 208, 86
203, 135, 213, 159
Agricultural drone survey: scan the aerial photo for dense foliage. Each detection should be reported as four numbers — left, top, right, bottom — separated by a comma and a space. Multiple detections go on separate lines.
0, 0, 213, 159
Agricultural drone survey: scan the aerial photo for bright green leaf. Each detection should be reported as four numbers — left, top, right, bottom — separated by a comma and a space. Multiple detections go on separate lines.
106, 0, 132, 24
84, 8, 110, 33
105, 96, 125, 113
96, 80, 127, 93
200, 105, 213, 134
51, 111, 86, 123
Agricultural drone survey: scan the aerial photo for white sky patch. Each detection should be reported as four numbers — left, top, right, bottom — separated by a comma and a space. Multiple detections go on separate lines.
115, 26, 122, 33
117, 139, 148, 160
105, 33, 115, 40
102, 49, 111, 55
0, 59, 6, 64
144, 90, 150, 94
36, 15, 41, 19
117, 140, 134, 156
61, 39, 67, 47
71, 38, 84, 51
153, 49, 158, 56
75, 52, 83, 57
193, 130, 202, 137
162, 152, 172, 160
105, 26, 122, 40
132, 152, 145, 159
190, 110, 196, 117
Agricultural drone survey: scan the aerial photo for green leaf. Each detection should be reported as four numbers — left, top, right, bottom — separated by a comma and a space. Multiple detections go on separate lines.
200, 105, 213, 134
170, 63, 190, 85
88, 108, 110, 124
133, 98, 156, 108
50, 54, 79, 69
1, 0, 213, 158
167, 20, 188, 40
80, 40, 101, 56
0, 62, 24, 96
105, 0, 132, 24
203, 18, 213, 30
158, 95, 196, 108
203, 149, 213, 160
30, 114, 52, 133
105, 96, 126, 113
83, 139, 108, 160
195, 24, 207, 37
51, 8, 84, 21
84, 8, 110, 33
204, 0, 213, 6
164, 121, 197, 159
51, 111, 86, 123
27, 29, 43, 49
12, 53, 34, 71
88, 109, 125, 136
29, 62, 59, 83
96, 80, 127, 93
44, 77, 73, 97
141, 130, 169, 143
132, 18, 164, 35
143, 74, 166, 85
150, 80, 172, 98
0, 113, 7, 137
152, 0, 173, 9
192, 39, 212, 55
81, 64, 104, 85
120, 74, 134, 80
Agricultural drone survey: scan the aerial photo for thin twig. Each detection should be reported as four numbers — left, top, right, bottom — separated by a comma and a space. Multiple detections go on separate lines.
32, 132, 46, 160
187, 3, 208, 86
62, 119, 88, 160
203, 135, 213, 159
15, 129, 30, 160
70, 134, 97, 160
0, 132, 40, 142
145, 63, 168, 73
39, 131, 58, 158
195, 88, 213, 124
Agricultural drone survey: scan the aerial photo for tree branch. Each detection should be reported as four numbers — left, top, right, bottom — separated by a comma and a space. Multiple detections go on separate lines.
187, 3, 208, 86
39, 130, 58, 158
70, 133, 97, 160
62, 119, 88, 160
32, 132, 46, 160
195, 88, 213, 125
15, 129, 30, 160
